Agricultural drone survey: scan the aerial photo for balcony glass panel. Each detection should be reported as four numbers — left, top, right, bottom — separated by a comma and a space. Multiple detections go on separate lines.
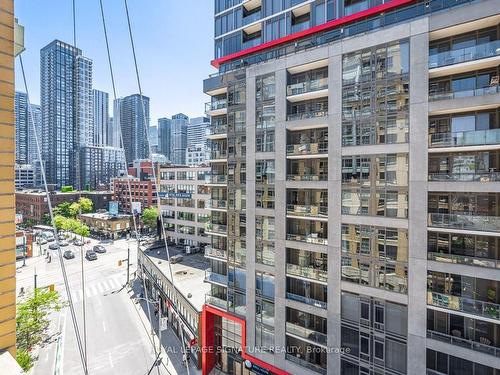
429, 40, 500, 68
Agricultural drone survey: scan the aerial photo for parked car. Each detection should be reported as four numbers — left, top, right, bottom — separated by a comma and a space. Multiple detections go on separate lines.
170, 254, 183, 264
63, 250, 75, 259
48, 243, 59, 250
93, 245, 106, 254
58, 234, 65, 241
36, 238, 47, 245
74, 239, 84, 246
85, 250, 97, 261
60, 241, 69, 247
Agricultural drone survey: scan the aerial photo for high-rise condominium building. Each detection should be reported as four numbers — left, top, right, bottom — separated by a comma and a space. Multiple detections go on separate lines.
40, 40, 93, 188
158, 117, 172, 160
170, 113, 189, 165
28, 103, 41, 164
114, 94, 150, 163
200, 1, 500, 375
93, 89, 110, 146
186, 116, 210, 165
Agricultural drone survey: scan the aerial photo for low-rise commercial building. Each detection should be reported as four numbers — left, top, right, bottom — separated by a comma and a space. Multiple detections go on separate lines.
158, 165, 210, 247
78, 212, 132, 239
112, 177, 156, 214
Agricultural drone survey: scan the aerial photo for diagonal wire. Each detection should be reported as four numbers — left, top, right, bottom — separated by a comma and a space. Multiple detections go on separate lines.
18, 54, 89, 375
123, 1, 192, 373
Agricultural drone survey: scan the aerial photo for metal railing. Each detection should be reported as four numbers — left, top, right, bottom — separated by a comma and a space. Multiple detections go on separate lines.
287, 78, 328, 96
429, 86, 500, 101
209, 175, 227, 184
427, 330, 500, 357
287, 110, 328, 121
428, 252, 500, 269
428, 213, 500, 232
204, 269, 228, 285
286, 263, 328, 283
242, 10, 261, 26
429, 40, 500, 68
205, 293, 228, 310
344, 0, 369, 16
427, 291, 500, 320
286, 322, 327, 346
286, 143, 328, 155
204, 246, 228, 259
209, 123, 228, 136
428, 171, 500, 182
205, 99, 227, 113
429, 128, 500, 148
286, 354, 327, 375
207, 199, 227, 209
205, 223, 227, 235
287, 233, 328, 245
287, 174, 328, 182
286, 204, 328, 218
286, 292, 327, 309
209, 150, 228, 160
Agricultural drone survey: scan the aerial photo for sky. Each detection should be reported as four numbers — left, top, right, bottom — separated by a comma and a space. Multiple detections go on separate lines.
14, 0, 216, 124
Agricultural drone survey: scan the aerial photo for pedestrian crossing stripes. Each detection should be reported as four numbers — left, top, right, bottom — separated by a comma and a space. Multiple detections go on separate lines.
61, 276, 123, 304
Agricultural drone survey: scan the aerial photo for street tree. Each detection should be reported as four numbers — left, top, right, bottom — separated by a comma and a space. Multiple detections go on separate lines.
53, 202, 72, 218
142, 207, 158, 231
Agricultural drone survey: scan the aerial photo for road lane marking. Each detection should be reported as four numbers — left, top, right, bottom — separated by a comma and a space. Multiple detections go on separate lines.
102, 320, 107, 332
97, 282, 106, 293
108, 351, 114, 368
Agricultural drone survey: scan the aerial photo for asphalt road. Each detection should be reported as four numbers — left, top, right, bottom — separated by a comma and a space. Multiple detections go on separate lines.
16, 238, 175, 375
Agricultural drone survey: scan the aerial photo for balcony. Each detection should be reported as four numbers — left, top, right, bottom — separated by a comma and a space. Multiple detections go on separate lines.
204, 269, 228, 286
205, 99, 227, 116
428, 213, 500, 233
428, 252, 500, 269
286, 78, 328, 102
204, 246, 228, 260
208, 150, 228, 162
287, 233, 327, 246
242, 10, 260, 26
208, 122, 228, 139
427, 291, 499, 320
287, 110, 328, 122
287, 174, 327, 182
286, 263, 328, 283
428, 171, 500, 182
286, 143, 328, 157
344, 0, 369, 16
286, 292, 327, 309
286, 322, 327, 347
429, 85, 500, 101
286, 353, 327, 375
206, 199, 227, 211
208, 174, 227, 185
286, 204, 328, 220
427, 330, 500, 358
428, 40, 500, 69
429, 128, 500, 149
205, 223, 227, 236
205, 292, 228, 310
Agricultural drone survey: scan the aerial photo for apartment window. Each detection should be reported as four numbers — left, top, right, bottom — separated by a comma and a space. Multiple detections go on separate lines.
256, 242, 275, 266
256, 129, 275, 152
256, 271, 275, 300
256, 160, 275, 184
256, 186, 275, 209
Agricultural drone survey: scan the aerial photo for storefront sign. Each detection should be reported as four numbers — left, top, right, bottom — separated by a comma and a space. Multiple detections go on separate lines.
244, 360, 270, 375
158, 192, 192, 199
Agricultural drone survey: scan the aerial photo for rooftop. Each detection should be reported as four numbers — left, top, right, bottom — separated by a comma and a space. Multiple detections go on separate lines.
142, 243, 210, 312
79, 212, 132, 220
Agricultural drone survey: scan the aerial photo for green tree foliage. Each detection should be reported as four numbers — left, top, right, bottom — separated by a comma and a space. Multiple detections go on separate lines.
16, 288, 65, 356
16, 349, 33, 372
53, 202, 72, 218
141, 207, 158, 230
54, 197, 93, 219
60, 186, 74, 192
78, 197, 93, 213
53, 215, 90, 237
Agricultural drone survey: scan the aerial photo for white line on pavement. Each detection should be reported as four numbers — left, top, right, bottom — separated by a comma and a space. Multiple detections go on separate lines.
102, 320, 107, 333
108, 351, 114, 368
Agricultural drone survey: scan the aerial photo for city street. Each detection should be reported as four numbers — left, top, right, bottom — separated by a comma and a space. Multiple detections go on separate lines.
16, 238, 197, 375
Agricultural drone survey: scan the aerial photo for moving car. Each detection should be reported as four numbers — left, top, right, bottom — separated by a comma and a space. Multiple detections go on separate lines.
36, 238, 47, 245
93, 245, 106, 253
60, 241, 69, 247
85, 250, 97, 261
74, 239, 84, 246
170, 254, 183, 264
48, 243, 59, 250
63, 250, 75, 259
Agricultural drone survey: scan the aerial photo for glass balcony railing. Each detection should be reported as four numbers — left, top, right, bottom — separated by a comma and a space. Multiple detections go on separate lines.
286, 263, 328, 283
286, 143, 328, 156
205, 99, 227, 113
426, 330, 500, 358
286, 292, 327, 309
204, 246, 228, 260
428, 252, 500, 269
242, 37, 261, 50
291, 21, 310, 34
287, 110, 328, 121
207, 199, 227, 210
428, 40, 500, 69
427, 291, 500, 320
286, 204, 328, 218
429, 128, 500, 148
286, 353, 327, 375
209, 175, 227, 184
209, 150, 228, 160
287, 78, 328, 96
242, 10, 261, 26
286, 233, 328, 245
205, 293, 228, 310
344, 0, 369, 16
209, 123, 228, 136
286, 322, 327, 347
204, 269, 228, 285
205, 223, 227, 235
428, 171, 500, 182
287, 174, 328, 182
429, 86, 500, 101
428, 213, 500, 233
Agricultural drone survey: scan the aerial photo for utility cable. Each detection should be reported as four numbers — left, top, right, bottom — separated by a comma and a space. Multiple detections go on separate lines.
18, 54, 89, 375
123, 1, 192, 373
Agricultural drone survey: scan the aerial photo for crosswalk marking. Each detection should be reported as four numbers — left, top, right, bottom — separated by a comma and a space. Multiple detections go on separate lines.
61, 276, 123, 304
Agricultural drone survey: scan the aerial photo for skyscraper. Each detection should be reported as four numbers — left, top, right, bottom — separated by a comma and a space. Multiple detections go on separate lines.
170, 113, 188, 164
186, 116, 210, 166
40, 40, 93, 188
28, 103, 41, 164
158, 117, 172, 160
114, 94, 150, 163
14, 91, 28, 164
148, 125, 158, 153
200, 1, 500, 375
93, 89, 110, 146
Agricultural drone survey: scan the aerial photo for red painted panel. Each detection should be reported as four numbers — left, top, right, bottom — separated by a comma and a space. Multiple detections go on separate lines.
211, 0, 415, 68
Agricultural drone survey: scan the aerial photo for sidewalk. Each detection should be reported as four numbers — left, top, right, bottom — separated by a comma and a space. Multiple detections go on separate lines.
127, 279, 201, 375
